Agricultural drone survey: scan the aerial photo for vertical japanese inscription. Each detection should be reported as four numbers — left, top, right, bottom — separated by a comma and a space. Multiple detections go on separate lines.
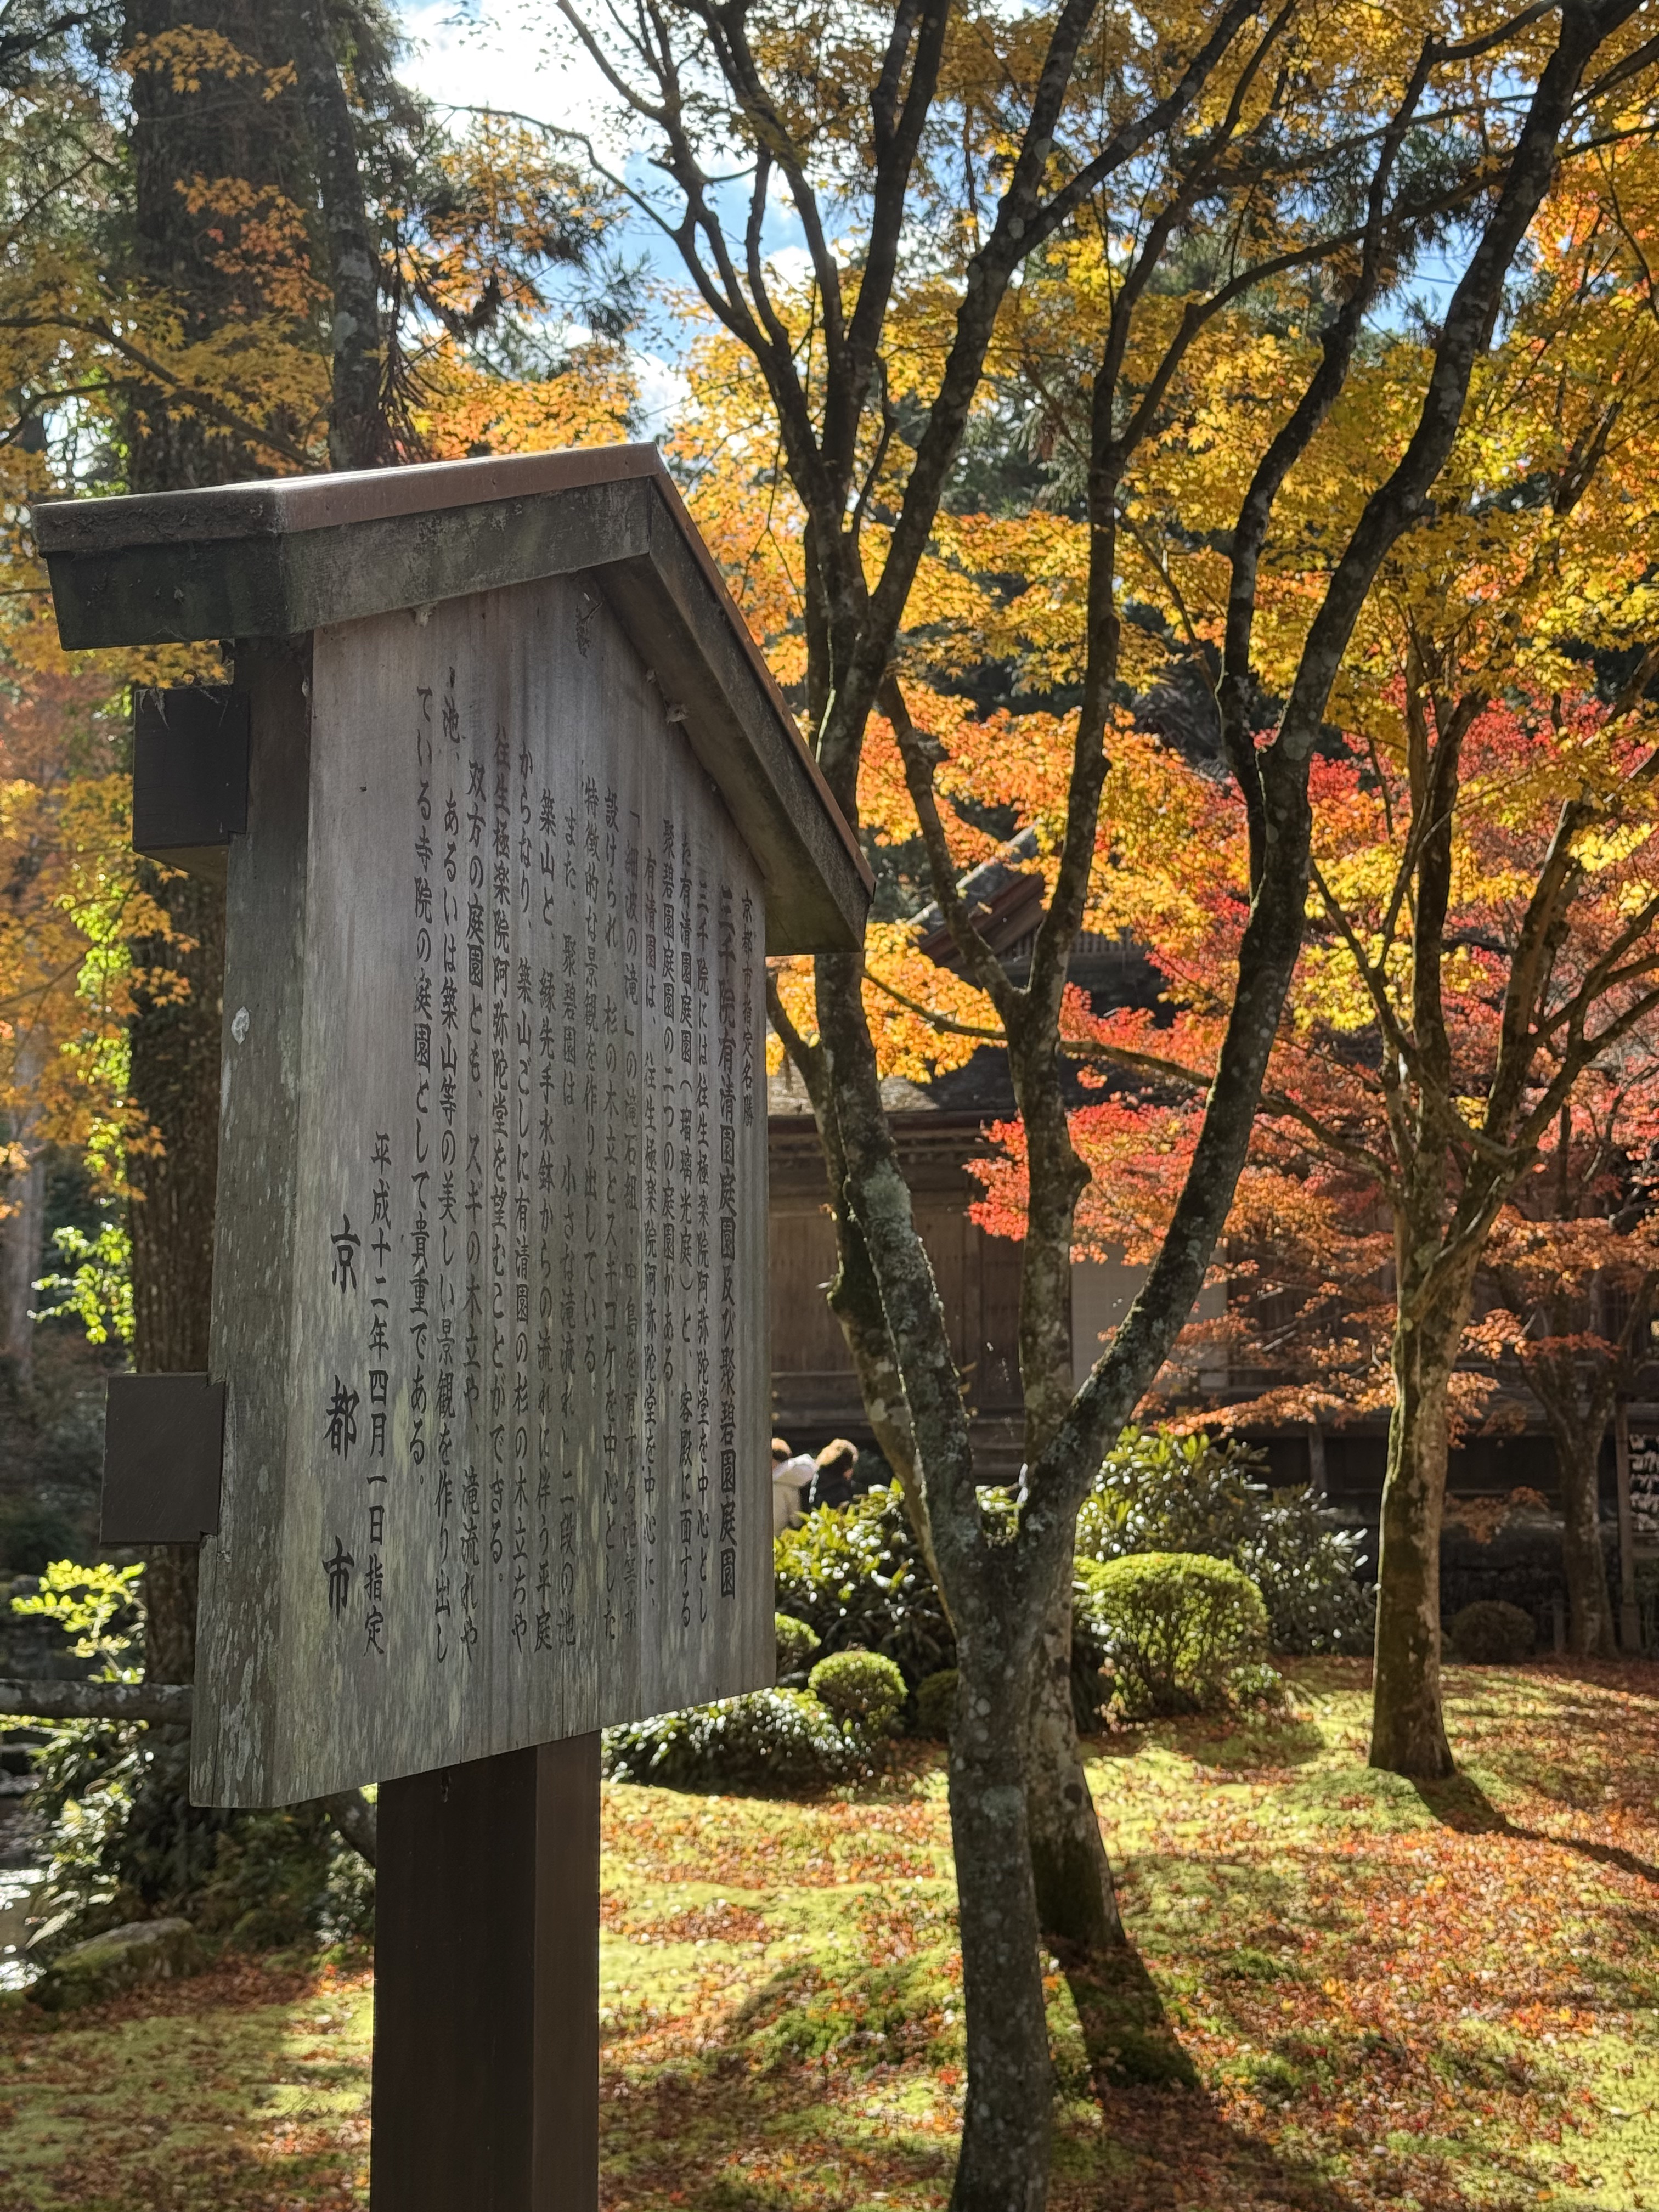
407, 695, 433, 1653
435, 674, 462, 1660
285, 576, 769, 1792
717, 882, 738, 1600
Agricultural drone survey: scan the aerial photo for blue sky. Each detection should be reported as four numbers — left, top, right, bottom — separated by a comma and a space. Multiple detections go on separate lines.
393, 2, 1469, 422
396, 3, 682, 428
396, 3, 823, 431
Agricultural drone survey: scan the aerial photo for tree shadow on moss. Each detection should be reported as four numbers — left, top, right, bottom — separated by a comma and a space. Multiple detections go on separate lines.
602, 1953, 958, 2203
1054, 1942, 1372, 2210
1414, 1769, 1659, 1885
0, 1957, 367, 2212
1059, 1937, 1198, 2092
1084, 1711, 1331, 1772
1053, 2078, 1390, 2211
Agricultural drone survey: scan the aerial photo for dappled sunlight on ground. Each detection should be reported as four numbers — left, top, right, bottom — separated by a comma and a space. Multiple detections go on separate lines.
0, 1661, 1652, 2208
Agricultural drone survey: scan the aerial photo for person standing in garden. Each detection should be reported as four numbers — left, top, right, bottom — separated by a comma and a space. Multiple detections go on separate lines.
808, 1440, 860, 1514
772, 1437, 815, 1534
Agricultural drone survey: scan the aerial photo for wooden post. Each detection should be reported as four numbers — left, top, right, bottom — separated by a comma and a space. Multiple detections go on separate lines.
1616, 1402, 1641, 1654
371, 1735, 601, 2211
34, 450, 870, 2212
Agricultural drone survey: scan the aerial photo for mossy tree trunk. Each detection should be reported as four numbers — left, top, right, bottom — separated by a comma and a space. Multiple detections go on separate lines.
1522, 1327, 1627, 1658
1492, 1252, 1650, 1660
1555, 1418, 1617, 1657
1368, 1269, 1472, 1780
772, 979, 1123, 1956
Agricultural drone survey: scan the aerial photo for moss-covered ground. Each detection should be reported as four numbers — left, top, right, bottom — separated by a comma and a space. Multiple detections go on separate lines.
0, 1657, 1652, 2209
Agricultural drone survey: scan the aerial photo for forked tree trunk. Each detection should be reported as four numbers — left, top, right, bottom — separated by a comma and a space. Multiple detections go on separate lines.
1014, 1047, 1122, 1955
812, 956, 1057, 2207
1369, 1276, 1473, 1778
810, 1057, 1123, 1955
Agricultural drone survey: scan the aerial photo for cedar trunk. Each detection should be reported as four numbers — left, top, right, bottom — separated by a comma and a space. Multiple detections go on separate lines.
128, 872, 225, 1683
122, 0, 308, 1683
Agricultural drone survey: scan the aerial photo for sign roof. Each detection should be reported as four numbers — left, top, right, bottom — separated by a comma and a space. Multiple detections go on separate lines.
34, 445, 870, 956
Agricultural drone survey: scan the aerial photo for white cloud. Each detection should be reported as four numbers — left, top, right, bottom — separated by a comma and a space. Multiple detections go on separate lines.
761, 243, 815, 292
397, 3, 639, 161
631, 349, 692, 436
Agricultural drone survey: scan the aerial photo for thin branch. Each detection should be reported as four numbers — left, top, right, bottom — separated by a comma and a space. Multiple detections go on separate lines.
0, 314, 314, 469
879, 674, 1014, 1018
0, 1678, 191, 1724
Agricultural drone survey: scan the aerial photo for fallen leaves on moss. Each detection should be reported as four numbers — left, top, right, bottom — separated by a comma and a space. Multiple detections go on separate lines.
0, 1660, 1652, 2209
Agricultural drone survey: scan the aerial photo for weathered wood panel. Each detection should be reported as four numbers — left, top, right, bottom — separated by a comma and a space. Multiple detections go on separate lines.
767, 1176, 1028, 1435
195, 574, 772, 1806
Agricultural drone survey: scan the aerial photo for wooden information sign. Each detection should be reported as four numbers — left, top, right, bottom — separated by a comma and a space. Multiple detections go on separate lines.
36, 446, 870, 2209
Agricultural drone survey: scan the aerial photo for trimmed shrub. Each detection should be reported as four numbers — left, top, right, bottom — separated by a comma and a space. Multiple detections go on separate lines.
774, 1485, 952, 1689
775, 1612, 819, 1677
915, 1668, 957, 1741
1078, 1427, 1372, 1655
1226, 1661, 1290, 1709
808, 1650, 905, 1734
603, 1689, 861, 1791
1076, 1552, 1268, 1717
1447, 1599, 1536, 1665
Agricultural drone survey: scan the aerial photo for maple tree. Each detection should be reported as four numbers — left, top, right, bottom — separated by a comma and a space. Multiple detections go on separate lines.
970, 153, 1659, 1773
555, 0, 1659, 2194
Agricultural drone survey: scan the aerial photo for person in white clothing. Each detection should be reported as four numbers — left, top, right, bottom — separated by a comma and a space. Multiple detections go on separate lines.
771, 1436, 815, 1534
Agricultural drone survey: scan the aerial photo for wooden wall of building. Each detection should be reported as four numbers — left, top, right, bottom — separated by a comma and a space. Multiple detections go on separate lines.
769, 1114, 1027, 1471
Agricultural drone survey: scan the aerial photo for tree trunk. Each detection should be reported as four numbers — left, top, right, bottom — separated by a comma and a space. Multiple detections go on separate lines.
812, 951, 1057, 2202
948, 1625, 1051, 2212
289, 0, 389, 469
123, 0, 302, 1684
1025, 1571, 1121, 1953
1369, 1294, 1465, 1778
813, 1039, 1121, 1955
1554, 1418, 1616, 1656
128, 871, 225, 1684
0, 1143, 43, 1386
124, 0, 308, 486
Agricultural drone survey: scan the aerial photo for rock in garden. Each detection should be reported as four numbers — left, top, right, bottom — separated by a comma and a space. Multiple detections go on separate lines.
30, 1917, 202, 2011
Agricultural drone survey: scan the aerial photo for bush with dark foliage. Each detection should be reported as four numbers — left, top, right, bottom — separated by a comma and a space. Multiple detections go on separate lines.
915, 1668, 958, 1740
1446, 1598, 1537, 1664
1078, 1427, 1372, 1656
603, 1688, 864, 1791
